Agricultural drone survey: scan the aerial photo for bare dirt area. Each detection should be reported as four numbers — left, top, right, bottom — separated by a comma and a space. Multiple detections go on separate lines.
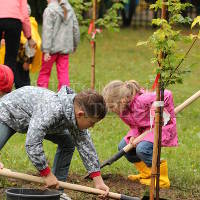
0, 173, 199, 200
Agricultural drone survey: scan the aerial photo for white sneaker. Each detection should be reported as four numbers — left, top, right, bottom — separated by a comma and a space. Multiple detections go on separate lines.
60, 192, 72, 200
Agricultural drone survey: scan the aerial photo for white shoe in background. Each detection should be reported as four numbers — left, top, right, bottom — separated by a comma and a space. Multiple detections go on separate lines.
60, 192, 72, 200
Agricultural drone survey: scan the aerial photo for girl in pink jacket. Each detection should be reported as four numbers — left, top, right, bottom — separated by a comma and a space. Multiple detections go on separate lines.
102, 80, 178, 188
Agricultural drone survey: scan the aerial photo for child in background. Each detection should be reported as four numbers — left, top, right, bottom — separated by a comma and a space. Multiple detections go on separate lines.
102, 80, 178, 188
37, 0, 80, 90
0, 85, 109, 198
0, 64, 14, 97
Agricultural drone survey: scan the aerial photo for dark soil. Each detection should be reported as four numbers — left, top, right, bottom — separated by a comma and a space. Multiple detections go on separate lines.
0, 173, 199, 200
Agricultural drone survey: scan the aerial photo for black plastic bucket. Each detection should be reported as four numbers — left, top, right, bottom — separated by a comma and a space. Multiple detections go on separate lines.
6, 188, 60, 200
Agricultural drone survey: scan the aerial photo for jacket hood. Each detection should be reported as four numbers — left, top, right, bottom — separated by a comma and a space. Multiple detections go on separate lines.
57, 86, 78, 128
48, 0, 73, 23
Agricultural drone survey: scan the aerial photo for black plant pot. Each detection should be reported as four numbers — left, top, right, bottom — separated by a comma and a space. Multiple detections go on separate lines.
6, 188, 60, 200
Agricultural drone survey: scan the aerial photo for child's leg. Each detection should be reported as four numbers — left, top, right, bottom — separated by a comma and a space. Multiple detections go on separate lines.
118, 138, 140, 163
0, 122, 15, 150
37, 54, 56, 88
2, 19, 22, 88
136, 141, 153, 167
127, 141, 153, 182
44, 133, 75, 182
56, 54, 70, 90
14, 62, 30, 89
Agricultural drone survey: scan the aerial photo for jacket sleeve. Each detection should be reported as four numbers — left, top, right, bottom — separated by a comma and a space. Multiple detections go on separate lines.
20, 0, 31, 38
25, 102, 62, 171
72, 10, 80, 50
124, 127, 140, 143
42, 8, 55, 53
72, 129, 100, 174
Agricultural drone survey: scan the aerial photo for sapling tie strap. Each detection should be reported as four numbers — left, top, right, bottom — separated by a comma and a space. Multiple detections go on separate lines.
153, 101, 164, 107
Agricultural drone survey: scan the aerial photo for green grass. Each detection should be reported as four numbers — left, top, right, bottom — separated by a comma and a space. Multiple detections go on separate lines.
1, 28, 200, 194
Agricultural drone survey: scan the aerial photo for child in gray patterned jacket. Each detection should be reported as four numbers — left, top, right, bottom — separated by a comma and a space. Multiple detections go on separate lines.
0, 86, 109, 196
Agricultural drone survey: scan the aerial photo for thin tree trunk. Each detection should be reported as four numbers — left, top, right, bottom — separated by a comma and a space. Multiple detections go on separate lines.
91, 0, 97, 89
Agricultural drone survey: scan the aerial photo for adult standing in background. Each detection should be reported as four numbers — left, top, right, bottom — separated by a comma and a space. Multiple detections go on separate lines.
0, 0, 36, 88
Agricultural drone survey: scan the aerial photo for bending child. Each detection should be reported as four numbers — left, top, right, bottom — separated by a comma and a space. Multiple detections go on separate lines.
0, 86, 109, 198
37, 0, 80, 90
102, 80, 178, 188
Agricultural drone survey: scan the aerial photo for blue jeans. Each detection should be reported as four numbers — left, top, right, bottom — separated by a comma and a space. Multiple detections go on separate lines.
0, 122, 75, 182
118, 138, 153, 167
45, 133, 75, 182
0, 122, 16, 149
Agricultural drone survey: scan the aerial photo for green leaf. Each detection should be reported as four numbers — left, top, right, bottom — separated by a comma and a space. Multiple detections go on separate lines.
136, 41, 148, 46
191, 16, 200, 29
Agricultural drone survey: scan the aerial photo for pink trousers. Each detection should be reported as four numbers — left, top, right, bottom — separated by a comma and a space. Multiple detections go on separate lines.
37, 53, 70, 90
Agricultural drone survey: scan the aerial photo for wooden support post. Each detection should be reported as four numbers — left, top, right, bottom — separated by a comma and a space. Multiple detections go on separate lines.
91, 0, 97, 89
150, 2, 166, 200
150, 77, 161, 200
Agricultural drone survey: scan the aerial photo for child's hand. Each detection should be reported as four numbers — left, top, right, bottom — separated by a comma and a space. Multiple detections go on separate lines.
0, 39, 5, 46
72, 48, 76, 54
43, 172, 59, 189
28, 38, 36, 49
44, 53, 51, 62
129, 136, 137, 147
0, 162, 4, 169
23, 62, 30, 71
93, 176, 109, 198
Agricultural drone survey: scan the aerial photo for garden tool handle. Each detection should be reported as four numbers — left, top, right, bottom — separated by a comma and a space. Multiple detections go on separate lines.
98, 131, 150, 170
0, 168, 140, 200
174, 90, 200, 114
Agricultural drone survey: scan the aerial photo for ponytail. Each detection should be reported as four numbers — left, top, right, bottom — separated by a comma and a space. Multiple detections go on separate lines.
125, 80, 140, 95
102, 80, 141, 106
58, 0, 67, 19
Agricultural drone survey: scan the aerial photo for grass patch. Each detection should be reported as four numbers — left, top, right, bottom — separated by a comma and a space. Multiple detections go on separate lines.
1, 28, 200, 195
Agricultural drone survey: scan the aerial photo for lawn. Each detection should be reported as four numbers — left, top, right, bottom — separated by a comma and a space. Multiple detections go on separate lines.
0, 27, 200, 199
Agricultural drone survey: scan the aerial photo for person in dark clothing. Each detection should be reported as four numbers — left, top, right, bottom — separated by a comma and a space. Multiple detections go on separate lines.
0, 0, 35, 88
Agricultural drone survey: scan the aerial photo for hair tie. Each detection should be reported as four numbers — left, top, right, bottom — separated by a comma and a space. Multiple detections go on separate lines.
125, 81, 131, 90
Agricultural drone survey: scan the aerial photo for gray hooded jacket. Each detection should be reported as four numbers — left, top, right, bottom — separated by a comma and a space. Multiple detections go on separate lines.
0, 86, 100, 174
42, 0, 80, 54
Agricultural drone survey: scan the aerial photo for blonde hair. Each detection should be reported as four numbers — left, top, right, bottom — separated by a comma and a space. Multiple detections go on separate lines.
102, 80, 140, 107
58, 0, 67, 19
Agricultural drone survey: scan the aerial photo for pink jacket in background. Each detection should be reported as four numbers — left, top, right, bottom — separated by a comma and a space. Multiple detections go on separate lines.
0, 0, 31, 38
120, 90, 178, 147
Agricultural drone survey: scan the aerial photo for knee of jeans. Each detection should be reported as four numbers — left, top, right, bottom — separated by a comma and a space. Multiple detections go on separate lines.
136, 142, 153, 154
118, 143, 124, 151
136, 144, 148, 156
118, 139, 126, 151
60, 144, 75, 153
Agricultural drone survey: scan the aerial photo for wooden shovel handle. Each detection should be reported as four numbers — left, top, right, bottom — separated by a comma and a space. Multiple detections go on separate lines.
174, 90, 200, 114
0, 168, 139, 200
